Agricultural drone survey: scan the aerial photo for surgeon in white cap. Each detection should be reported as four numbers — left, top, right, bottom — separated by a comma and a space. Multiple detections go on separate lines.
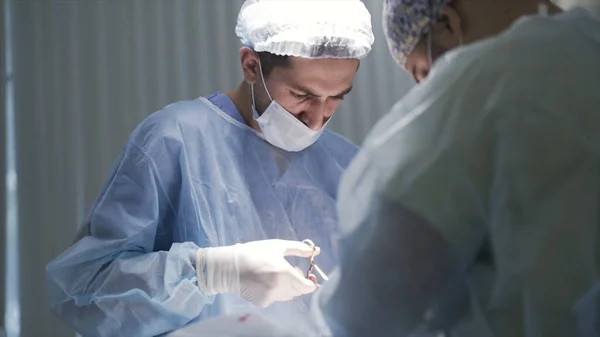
44, 1, 374, 336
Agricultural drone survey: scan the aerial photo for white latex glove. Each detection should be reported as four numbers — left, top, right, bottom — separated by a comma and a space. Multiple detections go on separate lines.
195, 239, 319, 308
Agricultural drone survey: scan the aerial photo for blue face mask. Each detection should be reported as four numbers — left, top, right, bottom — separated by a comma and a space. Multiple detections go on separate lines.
251, 61, 328, 152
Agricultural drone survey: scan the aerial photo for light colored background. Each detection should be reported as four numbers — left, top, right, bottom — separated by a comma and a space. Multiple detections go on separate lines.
1, 0, 598, 336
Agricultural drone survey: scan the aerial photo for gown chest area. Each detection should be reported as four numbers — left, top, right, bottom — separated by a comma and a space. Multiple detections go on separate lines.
163, 131, 343, 272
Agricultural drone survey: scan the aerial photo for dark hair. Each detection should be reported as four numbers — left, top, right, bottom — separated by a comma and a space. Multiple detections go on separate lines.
257, 38, 357, 77
257, 52, 290, 78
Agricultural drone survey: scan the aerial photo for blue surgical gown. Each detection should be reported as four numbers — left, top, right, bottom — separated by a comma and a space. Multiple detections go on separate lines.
45, 92, 358, 337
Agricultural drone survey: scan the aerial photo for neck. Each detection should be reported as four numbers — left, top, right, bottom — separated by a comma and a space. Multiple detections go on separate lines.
463, 0, 563, 44
506, 0, 563, 19
226, 82, 261, 132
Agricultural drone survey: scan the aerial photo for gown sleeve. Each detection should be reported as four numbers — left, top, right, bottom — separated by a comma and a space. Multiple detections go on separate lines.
46, 112, 212, 337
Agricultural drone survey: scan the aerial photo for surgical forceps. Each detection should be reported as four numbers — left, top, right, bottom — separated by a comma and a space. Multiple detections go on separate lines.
302, 239, 329, 283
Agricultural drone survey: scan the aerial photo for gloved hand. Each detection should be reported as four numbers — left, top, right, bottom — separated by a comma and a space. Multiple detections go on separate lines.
195, 239, 320, 308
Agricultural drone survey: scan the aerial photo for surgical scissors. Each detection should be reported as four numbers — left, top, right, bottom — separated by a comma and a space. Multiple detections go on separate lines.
302, 239, 329, 282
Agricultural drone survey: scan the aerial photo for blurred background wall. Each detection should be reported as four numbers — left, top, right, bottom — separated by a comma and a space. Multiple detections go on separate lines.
1, 0, 598, 336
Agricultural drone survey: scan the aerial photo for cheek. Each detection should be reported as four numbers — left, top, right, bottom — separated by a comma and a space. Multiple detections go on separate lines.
321, 100, 341, 117
405, 46, 430, 71
273, 96, 307, 115
329, 99, 342, 109
255, 90, 272, 111
432, 43, 452, 64
308, 99, 341, 118
266, 87, 298, 112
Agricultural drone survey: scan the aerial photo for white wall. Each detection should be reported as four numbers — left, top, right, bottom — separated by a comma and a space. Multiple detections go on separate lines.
6, 1, 412, 336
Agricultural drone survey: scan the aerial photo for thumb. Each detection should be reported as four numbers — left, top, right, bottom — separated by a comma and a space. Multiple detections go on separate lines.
277, 240, 321, 258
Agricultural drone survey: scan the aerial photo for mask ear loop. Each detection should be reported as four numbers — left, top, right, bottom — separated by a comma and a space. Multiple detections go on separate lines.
251, 55, 273, 115
251, 84, 256, 110
538, 3, 549, 16
257, 57, 273, 102
427, 30, 434, 67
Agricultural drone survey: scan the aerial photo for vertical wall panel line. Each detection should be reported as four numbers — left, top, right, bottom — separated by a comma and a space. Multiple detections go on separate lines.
2, 0, 19, 333
174, 0, 191, 100
68, 1, 85, 230
133, 0, 149, 121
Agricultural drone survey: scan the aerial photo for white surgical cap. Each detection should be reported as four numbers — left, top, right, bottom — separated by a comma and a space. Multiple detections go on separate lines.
235, 0, 375, 59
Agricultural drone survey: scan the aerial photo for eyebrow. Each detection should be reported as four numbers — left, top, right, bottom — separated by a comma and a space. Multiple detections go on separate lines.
290, 84, 353, 97
335, 85, 353, 97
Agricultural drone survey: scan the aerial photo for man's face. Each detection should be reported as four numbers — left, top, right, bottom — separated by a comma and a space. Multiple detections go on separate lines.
401, 4, 466, 83
404, 32, 454, 83
255, 57, 359, 131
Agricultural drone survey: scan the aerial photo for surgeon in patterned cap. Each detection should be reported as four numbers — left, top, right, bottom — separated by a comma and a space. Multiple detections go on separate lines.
381, 0, 565, 82
315, 1, 600, 337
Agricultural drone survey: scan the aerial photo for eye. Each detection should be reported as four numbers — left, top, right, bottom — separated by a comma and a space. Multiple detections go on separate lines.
290, 91, 311, 100
331, 95, 345, 101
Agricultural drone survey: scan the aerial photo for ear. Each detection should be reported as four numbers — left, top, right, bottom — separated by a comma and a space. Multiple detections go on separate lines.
240, 47, 260, 85
432, 5, 464, 48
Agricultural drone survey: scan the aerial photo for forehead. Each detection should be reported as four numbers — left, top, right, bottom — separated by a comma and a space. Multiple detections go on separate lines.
404, 37, 429, 73
382, 0, 451, 66
272, 57, 359, 90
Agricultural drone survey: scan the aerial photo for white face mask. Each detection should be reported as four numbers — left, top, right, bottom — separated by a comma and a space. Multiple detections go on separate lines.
251, 62, 327, 152
427, 30, 434, 66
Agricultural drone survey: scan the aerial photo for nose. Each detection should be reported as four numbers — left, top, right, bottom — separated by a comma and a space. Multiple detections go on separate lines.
300, 101, 333, 131
416, 66, 431, 83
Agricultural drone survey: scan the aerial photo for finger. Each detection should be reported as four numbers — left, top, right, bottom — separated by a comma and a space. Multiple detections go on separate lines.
278, 240, 321, 257
293, 267, 319, 286
287, 266, 318, 295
